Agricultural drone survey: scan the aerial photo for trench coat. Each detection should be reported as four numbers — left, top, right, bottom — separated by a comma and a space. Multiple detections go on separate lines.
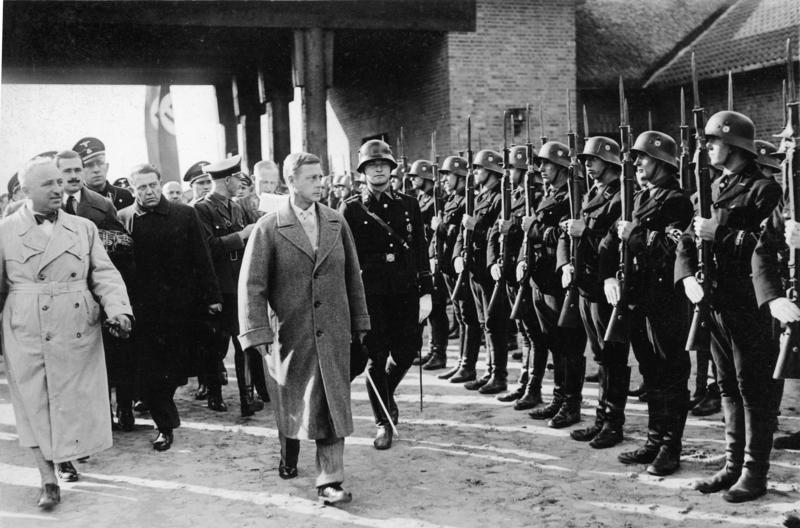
238, 200, 370, 440
0, 205, 131, 462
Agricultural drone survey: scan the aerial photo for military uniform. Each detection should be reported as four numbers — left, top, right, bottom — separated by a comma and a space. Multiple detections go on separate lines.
677, 111, 782, 502
72, 137, 134, 211
194, 155, 267, 417
340, 140, 433, 448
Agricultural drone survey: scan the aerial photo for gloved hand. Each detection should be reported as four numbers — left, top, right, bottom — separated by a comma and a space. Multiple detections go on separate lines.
561, 264, 573, 289
604, 277, 621, 306
769, 297, 800, 324
418, 294, 432, 323
516, 261, 527, 283
683, 276, 704, 304
490, 263, 502, 281
454, 256, 465, 274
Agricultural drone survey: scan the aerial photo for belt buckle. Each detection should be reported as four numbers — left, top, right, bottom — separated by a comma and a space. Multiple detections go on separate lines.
229, 252, 239, 262
385, 253, 395, 263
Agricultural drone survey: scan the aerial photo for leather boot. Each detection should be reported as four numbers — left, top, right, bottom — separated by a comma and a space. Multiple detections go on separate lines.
723, 402, 773, 503
694, 396, 744, 493
774, 431, 800, 450
497, 380, 525, 402
423, 346, 447, 370
479, 373, 508, 394
206, 384, 228, 412
691, 349, 710, 407
514, 371, 543, 410
531, 353, 566, 419
573, 365, 606, 441
549, 355, 584, 428
691, 382, 721, 416
647, 390, 688, 476
374, 425, 393, 450
591, 365, 630, 449
464, 371, 491, 391
438, 360, 462, 380
619, 395, 662, 465
450, 367, 477, 384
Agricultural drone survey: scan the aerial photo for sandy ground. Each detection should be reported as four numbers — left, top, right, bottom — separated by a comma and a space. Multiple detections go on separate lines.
1, 337, 800, 528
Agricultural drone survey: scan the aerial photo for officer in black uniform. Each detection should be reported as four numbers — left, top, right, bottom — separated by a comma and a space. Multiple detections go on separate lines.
678, 111, 782, 501
521, 142, 587, 428
194, 155, 268, 417
72, 137, 134, 210
491, 145, 547, 409
560, 136, 630, 448
434, 156, 482, 383
340, 139, 433, 450
184, 161, 213, 206
407, 159, 449, 370
604, 131, 693, 475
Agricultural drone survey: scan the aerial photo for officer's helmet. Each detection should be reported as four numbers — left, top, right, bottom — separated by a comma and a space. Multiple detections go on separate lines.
578, 137, 621, 167
408, 160, 434, 181
534, 141, 570, 170
631, 131, 678, 169
358, 139, 398, 172
440, 156, 468, 177
473, 149, 503, 175
704, 110, 757, 156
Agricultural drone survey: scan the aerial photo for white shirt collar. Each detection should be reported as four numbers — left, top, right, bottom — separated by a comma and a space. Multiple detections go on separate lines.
290, 199, 317, 222
63, 188, 82, 205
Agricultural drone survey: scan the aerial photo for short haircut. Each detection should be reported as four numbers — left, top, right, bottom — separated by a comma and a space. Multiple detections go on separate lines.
283, 152, 321, 182
18, 157, 58, 188
55, 149, 82, 168
128, 163, 161, 186
254, 159, 278, 174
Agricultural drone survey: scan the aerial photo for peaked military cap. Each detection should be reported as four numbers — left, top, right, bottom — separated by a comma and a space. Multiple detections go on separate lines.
72, 137, 106, 163
183, 161, 211, 183
205, 155, 243, 179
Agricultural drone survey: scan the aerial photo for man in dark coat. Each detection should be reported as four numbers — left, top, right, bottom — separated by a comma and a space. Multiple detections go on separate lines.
118, 164, 222, 451
72, 137, 134, 210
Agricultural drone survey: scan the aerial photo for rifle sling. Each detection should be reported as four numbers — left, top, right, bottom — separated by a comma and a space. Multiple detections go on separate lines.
355, 201, 411, 250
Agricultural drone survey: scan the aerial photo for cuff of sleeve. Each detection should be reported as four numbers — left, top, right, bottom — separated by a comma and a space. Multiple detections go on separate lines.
757, 291, 783, 310
103, 304, 133, 321
238, 326, 275, 349
351, 315, 371, 332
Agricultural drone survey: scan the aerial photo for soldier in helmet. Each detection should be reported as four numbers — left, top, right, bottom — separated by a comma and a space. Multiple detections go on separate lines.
390, 165, 405, 193
453, 149, 509, 394
491, 145, 547, 409
340, 139, 433, 450
754, 140, 782, 181
558, 136, 630, 447
434, 156, 482, 383
331, 174, 352, 210
601, 131, 691, 475
518, 142, 586, 427
677, 111, 782, 501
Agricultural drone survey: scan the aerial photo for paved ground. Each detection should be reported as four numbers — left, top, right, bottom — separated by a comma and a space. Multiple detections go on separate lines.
1, 339, 800, 528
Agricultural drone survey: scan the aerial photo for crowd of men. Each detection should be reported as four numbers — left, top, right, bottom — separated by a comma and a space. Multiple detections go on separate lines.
2, 94, 800, 515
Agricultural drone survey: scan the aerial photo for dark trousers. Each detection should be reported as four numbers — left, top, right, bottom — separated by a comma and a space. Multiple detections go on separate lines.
515, 285, 550, 385
710, 306, 779, 476
364, 292, 420, 426
469, 274, 510, 379
144, 383, 179, 433
444, 273, 481, 369
579, 296, 628, 367
427, 273, 450, 354
532, 286, 586, 403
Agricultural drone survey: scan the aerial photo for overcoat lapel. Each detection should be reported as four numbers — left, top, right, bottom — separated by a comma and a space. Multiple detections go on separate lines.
314, 205, 342, 271
37, 213, 80, 274
276, 201, 315, 262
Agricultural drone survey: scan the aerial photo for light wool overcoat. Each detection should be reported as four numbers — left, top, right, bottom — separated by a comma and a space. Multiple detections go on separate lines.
0, 205, 131, 462
238, 200, 369, 440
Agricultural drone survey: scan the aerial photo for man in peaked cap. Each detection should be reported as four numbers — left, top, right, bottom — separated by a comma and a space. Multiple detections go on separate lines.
184, 161, 213, 206
194, 155, 268, 417
72, 137, 134, 210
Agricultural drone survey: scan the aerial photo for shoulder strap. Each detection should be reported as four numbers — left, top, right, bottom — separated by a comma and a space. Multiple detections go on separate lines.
354, 200, 410, 250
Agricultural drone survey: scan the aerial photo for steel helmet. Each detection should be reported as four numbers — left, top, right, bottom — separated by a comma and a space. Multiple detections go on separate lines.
440, 155, 468, 177
473, 149, 504, 175
408, 159, 434, 181
357, 139, 398, 172
631, 131, 678, 169
534, 141, 570, 170
577, 136, 621, 167
507, 145, 528, 169
754, 140, 781, 171
704, 110, 757, 156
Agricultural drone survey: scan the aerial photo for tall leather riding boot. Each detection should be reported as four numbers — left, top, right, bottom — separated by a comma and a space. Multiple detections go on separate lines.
590, 365, 630, 449
366, 373, 392, 426
571, 365, 606, 442
694, 396, 744, 493
248, 348, 269, 402
549, 355, 584, 429
385, 361, 411, 425
619, 391, 662, 465
531, 353, 566, 420
647, 389, 688, 476
423, 343, 447, 370
480, 331, 508, 394
724, 403, 773, 502
234, 344, 263, 417
692, 349, 710, 406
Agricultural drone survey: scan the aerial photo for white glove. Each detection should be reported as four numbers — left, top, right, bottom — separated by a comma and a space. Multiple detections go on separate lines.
683, 276, 705, 304
516, 261, 527, 283
561, 264, 573, 289
418, 294, 432, 323
785, 219, 800, 249
431, 215, 442, 231
430, 258, 437, 274
769, 297, 800, 324
454, 256, 465, 274
490, 263, 502, 281
604, 277, 621, 306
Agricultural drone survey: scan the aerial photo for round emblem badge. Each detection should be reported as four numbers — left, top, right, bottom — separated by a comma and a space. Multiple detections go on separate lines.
604, 144, 611, 151
722, 125, 730, 133
654, 140, 661, 147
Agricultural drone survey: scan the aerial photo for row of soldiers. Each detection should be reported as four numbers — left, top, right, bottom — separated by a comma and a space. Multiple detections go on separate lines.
346, 90, 798, 504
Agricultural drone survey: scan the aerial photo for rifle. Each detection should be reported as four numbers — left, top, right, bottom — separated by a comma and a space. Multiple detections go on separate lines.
582, 104, 591, 188
451, 116, 475, 301
774, 37, 800, 379
685, 52, 713, 353
399, 126, 411, 193
488, 111, 513, 315
558, 90, 583, 328
678, 87, 693, 192
604, 78, 635, 344
430, 131, 441, 274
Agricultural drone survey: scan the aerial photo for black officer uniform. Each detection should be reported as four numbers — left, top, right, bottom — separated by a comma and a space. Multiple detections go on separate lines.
434, 157, 482, 383
72, 137, 135, 210
559, 137, 630, 448
453, 150, 509, 394
524, 142, 587, 428
677, 111, 782, 502
194, 155, 267, 417
340, 140, 433, 449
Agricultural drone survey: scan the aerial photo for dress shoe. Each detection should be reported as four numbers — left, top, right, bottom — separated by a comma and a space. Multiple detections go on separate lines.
478, 376, 507, 395
118, 407, 135, 432
56, 462, 79, 482
529, 399, 562, 420
646, 445, 680, 476
722, 468, 767, 503
585, 370, 600, 383
240, 397, 264, 417
133, 400, 149, 413
691, 383, 721, 416
618, 443, 660, 465
689, 387, 707, 408
464, 374, 490, 391
317, 483, 352, 506
571, 422, 602, 442
774, 431, 800, 450
422, 355, 446, 371
278, 463, 298, 479
497, 386, 524, 402
37, 483, 60, 510
374, 425, 393, 450
693, 464, 741, 493
514, 387, 543, 410
207, 396, 228, 412
589, 423, 624, 449
194, 384, 209, 400
548, 403, 581, 429
449, 368, 477, 384
438, 364, 461, 380
152, 431, 173, 451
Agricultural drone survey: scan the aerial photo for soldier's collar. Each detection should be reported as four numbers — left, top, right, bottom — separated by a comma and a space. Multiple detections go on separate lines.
366, 187, 395, 203
208, 191, 231, 206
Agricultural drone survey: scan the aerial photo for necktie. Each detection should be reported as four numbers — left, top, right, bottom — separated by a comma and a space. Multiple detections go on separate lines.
298, 209, 318, 250
65, 195, 77, 215
34, 211, 58, 225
